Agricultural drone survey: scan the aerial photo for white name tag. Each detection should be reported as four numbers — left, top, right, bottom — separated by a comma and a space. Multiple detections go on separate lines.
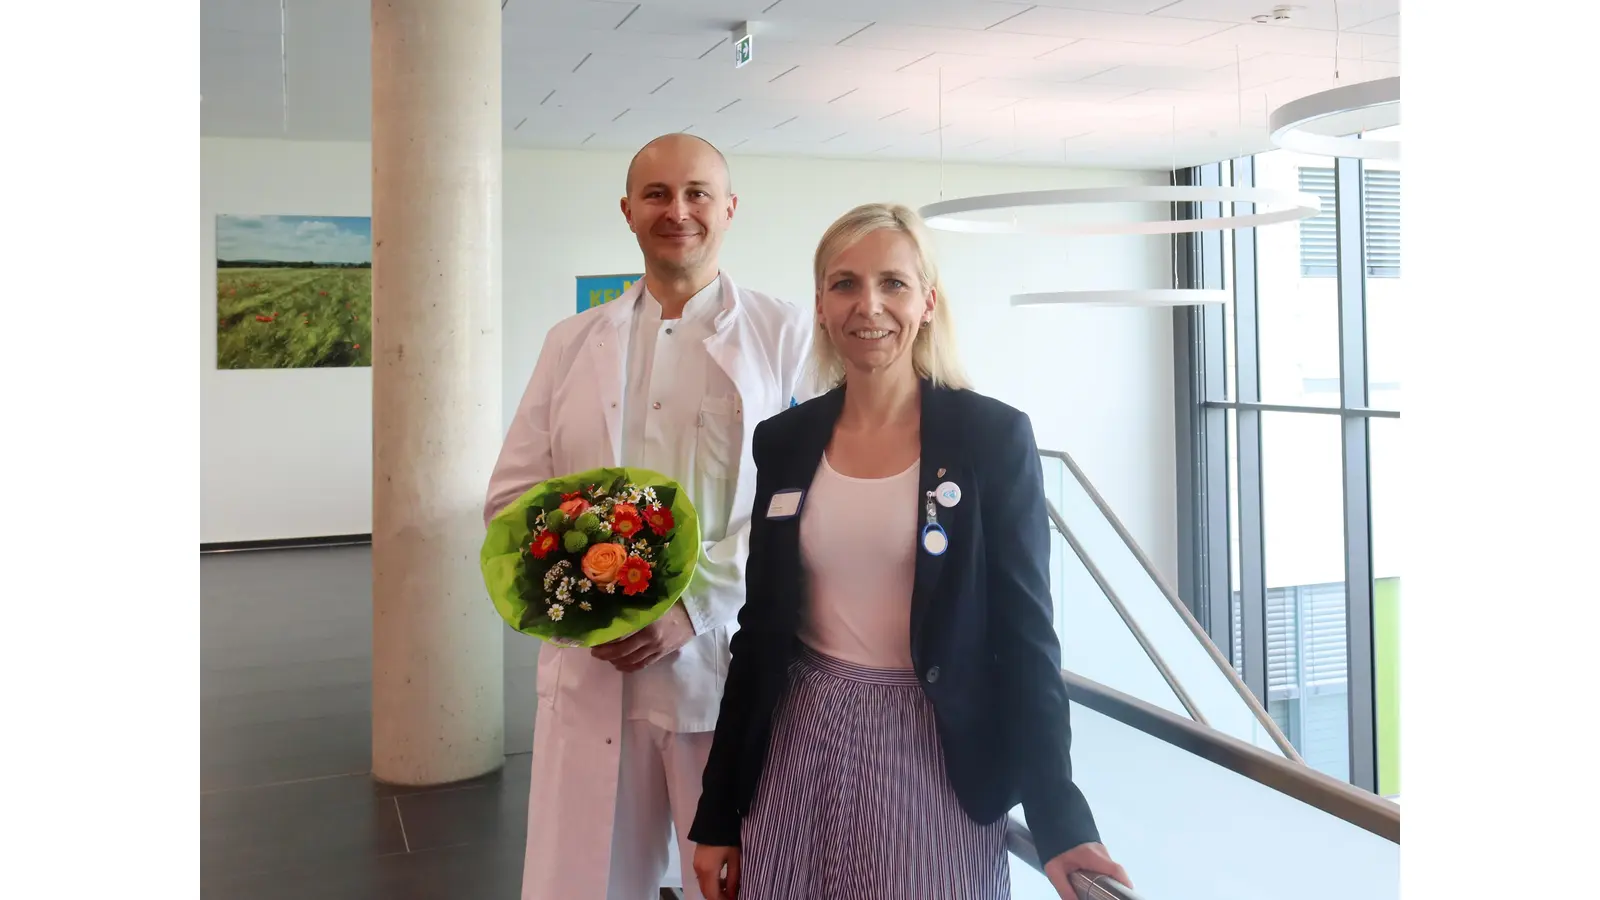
766, 489, 804, 520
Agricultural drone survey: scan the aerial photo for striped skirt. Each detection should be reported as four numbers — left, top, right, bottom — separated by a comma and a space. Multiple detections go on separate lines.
738, 646, 1010, 900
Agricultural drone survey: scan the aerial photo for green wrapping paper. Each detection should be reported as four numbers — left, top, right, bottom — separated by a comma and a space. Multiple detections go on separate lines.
481, 466, 701, 648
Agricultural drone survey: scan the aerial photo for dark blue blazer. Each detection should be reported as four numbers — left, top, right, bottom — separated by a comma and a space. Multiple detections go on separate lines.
688, 380, 1101, 865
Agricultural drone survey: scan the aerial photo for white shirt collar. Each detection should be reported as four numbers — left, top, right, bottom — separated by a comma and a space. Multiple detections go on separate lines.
638, 275, 724, 325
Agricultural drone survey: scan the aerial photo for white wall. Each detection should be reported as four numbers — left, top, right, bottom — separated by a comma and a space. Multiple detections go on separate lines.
201, 138, 1179, 580
201, 140, 374, 543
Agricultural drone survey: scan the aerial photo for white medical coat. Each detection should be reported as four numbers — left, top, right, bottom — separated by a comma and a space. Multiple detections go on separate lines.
484, 271, 812, 897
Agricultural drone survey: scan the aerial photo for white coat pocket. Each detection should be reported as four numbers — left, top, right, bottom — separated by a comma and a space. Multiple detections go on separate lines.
695, 395, 742, 479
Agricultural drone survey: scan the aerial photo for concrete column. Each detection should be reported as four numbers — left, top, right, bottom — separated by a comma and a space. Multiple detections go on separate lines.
370, 0, 504, 785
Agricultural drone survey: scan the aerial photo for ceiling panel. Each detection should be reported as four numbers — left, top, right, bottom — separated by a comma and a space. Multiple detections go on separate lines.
1351, 13, 1400, 36
1079, 63, 1253, 92
503, 0, 638, 34
1023, 1, 1184, 12
948, 78, 1147, 103
201, 0, 1403, 169
1036, 36, 1263, 69
768, 0, 1036, 31
620, 4, 872, 45
745, 39, 929, 72
841, 23, 1073, 57
895, 49, 1112, 82
1154, 0, 1400, 31
1184, 21, 1398, 57
992, 6, 1239, 44
1222, 52, 1396, 87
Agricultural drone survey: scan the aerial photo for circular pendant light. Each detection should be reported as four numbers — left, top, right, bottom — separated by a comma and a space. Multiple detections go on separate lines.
1011, 289, 1229, 308
1268, 76, 1400, 160
918, 186, 1319, 237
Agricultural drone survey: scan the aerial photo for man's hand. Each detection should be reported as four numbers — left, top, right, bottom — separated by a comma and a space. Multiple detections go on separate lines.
1044, 842, 1131, 899
590, 601, 696, 672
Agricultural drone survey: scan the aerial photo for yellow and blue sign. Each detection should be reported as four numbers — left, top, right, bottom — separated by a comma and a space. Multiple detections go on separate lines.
577, 273, 643, 313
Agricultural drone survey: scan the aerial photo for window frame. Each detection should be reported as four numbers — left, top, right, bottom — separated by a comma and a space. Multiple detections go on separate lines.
1172, 151, 1399, 794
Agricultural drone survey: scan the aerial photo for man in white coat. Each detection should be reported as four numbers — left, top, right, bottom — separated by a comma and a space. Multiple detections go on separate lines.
484, 133, 811, 899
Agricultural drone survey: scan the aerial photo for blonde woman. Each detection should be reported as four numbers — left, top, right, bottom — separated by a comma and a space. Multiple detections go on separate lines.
688, 203, 1129, 899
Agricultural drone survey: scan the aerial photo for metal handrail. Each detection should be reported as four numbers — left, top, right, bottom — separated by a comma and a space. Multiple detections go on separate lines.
1038, 448, 1302, 762
1006, 819, 1145, 900
1004, 673, 1399, 900
1062, 669, 1400, 841
1044, 500, 1209, 728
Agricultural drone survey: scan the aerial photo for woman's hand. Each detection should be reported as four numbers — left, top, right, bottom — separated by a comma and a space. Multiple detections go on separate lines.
693, 843, 742, 900
1044, 842, 1131, 899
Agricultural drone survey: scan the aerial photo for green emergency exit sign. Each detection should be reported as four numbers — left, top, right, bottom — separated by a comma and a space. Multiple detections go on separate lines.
735, 33, 752, 67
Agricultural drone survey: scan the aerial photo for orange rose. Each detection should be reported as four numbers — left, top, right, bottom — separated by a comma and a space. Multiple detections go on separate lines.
581, 542, 628, 586
559, 496, 591, 519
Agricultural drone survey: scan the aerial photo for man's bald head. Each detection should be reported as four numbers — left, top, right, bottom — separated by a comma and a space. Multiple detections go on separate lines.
624, 133, 732, 197
619, 132, 738, 284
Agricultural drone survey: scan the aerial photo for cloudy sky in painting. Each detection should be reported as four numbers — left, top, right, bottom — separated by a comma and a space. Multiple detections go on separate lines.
216, 215, 372, 264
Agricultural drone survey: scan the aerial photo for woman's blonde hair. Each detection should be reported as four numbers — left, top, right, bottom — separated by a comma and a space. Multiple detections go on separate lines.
810, 202, 971, 390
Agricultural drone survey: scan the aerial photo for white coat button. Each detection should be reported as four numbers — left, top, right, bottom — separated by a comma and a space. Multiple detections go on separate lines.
652, 401, 662, 410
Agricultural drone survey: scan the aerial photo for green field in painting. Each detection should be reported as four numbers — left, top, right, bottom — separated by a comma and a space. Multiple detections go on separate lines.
217, 267, 371, 369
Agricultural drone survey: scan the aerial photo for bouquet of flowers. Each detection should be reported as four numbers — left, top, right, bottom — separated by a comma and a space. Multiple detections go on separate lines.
481, 467, 700, 647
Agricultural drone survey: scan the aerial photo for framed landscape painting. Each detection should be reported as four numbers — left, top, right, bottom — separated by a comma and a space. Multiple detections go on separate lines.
216, 214, 372, 369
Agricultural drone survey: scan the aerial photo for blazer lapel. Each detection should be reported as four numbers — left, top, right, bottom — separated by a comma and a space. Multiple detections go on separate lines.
911, 381, 958, 651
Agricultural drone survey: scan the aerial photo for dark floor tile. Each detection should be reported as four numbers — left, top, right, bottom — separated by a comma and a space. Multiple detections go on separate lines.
394, 755, 531, 852
202, 656, 372, 699
504, 628, 541, 668
203, 681, 370, 730
203, 710, 374, 791
202, 774, 408, 880
201, 547, 545, 894
505, 665, 538, 754
203, 632, 372, 670
203, 839, 525, 900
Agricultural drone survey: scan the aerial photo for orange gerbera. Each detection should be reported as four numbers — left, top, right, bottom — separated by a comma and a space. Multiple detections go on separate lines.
611, 503, 643, 539
643, 504, 674, 536
617, 556, 652, 596
529, 530, 559, 560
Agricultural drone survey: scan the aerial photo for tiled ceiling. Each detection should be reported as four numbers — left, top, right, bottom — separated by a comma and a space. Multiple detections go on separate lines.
201, 0, 1400, 169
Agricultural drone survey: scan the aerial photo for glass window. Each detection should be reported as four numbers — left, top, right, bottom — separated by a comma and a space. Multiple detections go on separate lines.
1260, 411, 1349, 781
1221, 159, 1238, 402
1364, 125, 1402, 412
1254, 148, 1342, 407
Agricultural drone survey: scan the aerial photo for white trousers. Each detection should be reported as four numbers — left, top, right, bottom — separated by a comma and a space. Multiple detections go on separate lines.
520, 717, 712, 900
604, 721, 712, 900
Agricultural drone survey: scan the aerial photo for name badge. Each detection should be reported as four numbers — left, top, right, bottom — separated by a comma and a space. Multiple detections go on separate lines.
766, 489, 805, 520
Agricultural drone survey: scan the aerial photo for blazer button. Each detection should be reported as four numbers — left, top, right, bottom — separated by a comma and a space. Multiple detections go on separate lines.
926, 666, 941, 684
